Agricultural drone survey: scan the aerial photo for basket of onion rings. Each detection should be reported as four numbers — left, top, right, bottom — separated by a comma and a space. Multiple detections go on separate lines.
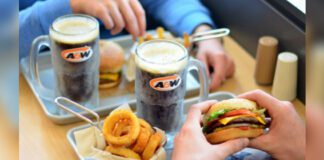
102, 108, 166, 160
56, 96, 167, 160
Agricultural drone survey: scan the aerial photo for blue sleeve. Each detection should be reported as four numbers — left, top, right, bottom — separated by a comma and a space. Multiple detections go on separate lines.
141, 0, 216, 36
19, 0, 72, 59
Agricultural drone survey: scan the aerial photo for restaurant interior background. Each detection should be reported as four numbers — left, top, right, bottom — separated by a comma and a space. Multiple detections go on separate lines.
3, 0, 324, 159
203, 0, 306, 102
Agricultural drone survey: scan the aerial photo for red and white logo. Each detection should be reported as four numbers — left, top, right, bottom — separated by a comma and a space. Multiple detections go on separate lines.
149, 75, 182, 91
61, 46, 93, 62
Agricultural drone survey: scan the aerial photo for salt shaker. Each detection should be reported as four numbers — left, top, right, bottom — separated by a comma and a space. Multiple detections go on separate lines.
254, 36, 278, 85
272, 52, 298, 101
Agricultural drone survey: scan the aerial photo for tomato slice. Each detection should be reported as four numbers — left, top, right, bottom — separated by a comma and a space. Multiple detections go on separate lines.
238, 126, 249, 130
222, 109, 256, 117
206, 109, 259, 127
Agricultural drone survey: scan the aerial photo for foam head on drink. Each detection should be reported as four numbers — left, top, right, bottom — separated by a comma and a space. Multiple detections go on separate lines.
135, 40, 188, 74
50, 15, 99, 105
135, 40, 188, 133
50, 16, 99, 44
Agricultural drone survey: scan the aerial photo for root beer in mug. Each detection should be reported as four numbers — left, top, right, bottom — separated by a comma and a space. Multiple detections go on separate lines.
135, 40, 209, 148
29, 14, 99, 109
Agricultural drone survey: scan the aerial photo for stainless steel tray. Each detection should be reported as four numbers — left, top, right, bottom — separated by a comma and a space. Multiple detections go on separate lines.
67, 91, 236, 160
20, 34, 201, 124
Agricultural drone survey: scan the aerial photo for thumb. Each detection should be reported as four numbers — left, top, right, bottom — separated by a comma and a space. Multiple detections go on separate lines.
214, 138, 249, 157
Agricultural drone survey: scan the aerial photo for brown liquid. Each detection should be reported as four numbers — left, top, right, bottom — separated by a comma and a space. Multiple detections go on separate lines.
51, 37, 99, 103
135, 67, 187, 132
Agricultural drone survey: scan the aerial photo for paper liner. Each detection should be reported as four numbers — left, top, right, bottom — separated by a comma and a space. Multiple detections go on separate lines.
123, 48, 136, 82
74, 104, 166, 160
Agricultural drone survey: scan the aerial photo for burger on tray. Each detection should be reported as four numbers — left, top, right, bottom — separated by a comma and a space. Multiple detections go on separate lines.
99, 40, 125, 89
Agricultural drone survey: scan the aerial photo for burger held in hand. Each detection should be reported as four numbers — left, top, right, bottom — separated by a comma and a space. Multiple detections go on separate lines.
203, 98, 267, 144
99, 40, 125, 89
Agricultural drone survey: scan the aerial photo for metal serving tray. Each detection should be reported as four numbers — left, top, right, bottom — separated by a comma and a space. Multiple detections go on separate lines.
20, 33, 201, 124
67, 91, 236, 160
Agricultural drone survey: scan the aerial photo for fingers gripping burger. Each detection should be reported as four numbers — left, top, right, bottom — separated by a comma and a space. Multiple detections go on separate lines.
99, 41, 125, 89
203, 98, 267, 144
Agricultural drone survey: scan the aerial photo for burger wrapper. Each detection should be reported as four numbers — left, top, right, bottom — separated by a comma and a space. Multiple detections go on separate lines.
74, 104, 167, 160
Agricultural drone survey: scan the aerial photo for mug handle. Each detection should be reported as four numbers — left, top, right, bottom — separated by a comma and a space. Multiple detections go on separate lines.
29, 35, 54, 100
188, 59, 209, 102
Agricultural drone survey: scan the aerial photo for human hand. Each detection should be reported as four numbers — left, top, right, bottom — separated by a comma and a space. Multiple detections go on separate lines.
239, 90, 305, 160
172, 100, 249, 160
70, 0, 146, 38
194, 25, 235, 90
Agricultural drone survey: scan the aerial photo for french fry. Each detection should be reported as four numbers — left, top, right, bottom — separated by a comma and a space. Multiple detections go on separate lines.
145, 34, 153, 41
157, 27, 165, 39
183, 32, 190, 48
138, 36, 144, 44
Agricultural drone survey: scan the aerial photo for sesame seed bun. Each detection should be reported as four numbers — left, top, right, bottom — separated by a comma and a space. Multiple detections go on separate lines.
99, 40, 125, 73
206, 127, 264, 144
99, 80, 120, 89
204, 99, 258, 124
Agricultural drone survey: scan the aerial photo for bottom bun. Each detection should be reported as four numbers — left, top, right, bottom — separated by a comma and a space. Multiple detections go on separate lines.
206, 127, 264, 144
99, 81, 120, 89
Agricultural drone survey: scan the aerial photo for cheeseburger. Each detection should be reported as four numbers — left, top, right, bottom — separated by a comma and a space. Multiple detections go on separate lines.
203, 98, 267, 144
99, 41, 125, 89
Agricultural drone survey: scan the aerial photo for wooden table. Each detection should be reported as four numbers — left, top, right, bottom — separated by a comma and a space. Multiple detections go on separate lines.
0, 109, 18, 160
19, 37, 305, 160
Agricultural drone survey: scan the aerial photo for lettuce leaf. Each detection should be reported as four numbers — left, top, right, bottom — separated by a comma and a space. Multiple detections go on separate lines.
253, 108, 266, 118
207, 109, 232, 122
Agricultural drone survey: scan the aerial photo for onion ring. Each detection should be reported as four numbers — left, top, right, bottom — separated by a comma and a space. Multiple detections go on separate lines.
132, 127, 152, 154
142, 132, 163, 160
103, 109, 140, 146
113, 119, 131, 137
139, 119, 154, 134
106, 146, 141, 160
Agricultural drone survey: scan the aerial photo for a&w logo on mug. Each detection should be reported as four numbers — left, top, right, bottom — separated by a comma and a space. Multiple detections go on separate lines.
149, 75, 182, 91
61, 46, 93, 62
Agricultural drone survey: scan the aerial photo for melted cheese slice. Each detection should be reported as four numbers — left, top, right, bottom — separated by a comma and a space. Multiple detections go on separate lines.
100, 73, 119, 81
218, 115, 266, 125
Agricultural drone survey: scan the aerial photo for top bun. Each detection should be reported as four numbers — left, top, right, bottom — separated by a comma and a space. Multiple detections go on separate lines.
100, 41, 125, 73
205, 98, 258, 118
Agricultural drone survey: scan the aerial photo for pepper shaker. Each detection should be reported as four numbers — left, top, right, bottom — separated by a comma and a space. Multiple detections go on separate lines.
254, 36, 279, 85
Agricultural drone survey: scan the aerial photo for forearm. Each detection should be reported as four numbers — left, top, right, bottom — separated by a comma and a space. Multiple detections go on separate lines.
141, 0, 216, 36
193, 24, 223, 48
19, 0, 72, 59
193, 24, 213, 33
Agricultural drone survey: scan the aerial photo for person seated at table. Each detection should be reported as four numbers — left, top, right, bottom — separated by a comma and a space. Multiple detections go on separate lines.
19, 0, 235, 90
172, 90, 305, 160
